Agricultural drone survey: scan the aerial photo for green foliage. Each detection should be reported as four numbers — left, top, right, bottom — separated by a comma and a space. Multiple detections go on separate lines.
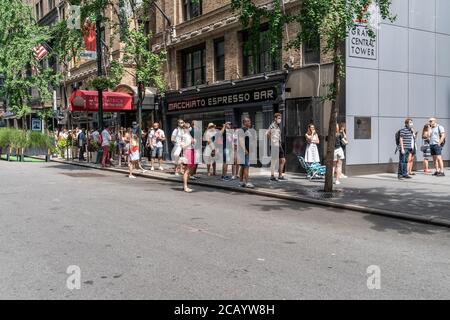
231, 0, 395, 192
231, 0, 396, 97
57, 138, 67, 157
50, 20, 84, 63
0, 0, 59, 119
109, 141, 116, 154
0, 128, 13, 148
88, 140, 100, 152
37, 108, 54, 121
26, 130, 55, 149
52, 0, 166, 96
108, 60, 125, 89
90, 76, 113, 91
0, 128, 54, 150
123, 26, 166, 95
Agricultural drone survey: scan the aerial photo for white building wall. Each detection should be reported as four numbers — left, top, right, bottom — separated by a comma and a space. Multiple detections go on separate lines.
345, 0, 450, 166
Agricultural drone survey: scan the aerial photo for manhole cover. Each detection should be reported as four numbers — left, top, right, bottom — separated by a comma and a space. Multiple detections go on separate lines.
60, 172, 106, 178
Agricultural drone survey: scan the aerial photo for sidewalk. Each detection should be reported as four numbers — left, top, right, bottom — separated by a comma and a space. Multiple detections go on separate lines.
50, 157, 450, 228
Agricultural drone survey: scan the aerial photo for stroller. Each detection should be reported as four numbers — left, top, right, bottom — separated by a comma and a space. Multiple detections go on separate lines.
298, 156, 326, 180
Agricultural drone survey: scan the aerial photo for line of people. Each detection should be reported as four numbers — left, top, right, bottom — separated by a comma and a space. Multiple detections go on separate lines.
397, 117, 446, 179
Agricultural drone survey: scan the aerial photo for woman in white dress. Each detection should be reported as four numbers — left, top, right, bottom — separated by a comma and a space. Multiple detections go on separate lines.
128, 135, 140, 178
305, 124, 320, 164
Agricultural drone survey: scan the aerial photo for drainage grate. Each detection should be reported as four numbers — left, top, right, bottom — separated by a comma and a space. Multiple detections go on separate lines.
60, 172, 106, 178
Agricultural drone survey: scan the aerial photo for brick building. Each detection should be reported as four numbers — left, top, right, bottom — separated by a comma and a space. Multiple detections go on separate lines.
150, 0, 333, 168
151, 0, 450, 174
25, 0, 152, 130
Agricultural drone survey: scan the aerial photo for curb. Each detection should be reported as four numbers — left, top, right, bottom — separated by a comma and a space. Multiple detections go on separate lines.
49, 158, 450, 229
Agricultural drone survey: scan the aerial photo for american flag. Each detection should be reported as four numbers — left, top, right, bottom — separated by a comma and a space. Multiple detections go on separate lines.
33, 44, 48, 61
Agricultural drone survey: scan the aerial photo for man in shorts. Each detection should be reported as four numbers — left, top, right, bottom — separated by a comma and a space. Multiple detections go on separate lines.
429, 117, 446, 176
147, 122, 166, 171
267, 113, 287, 181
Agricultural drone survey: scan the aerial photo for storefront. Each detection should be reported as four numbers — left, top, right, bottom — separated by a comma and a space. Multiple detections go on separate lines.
68, 86, 157, 131
163, 73, 286, 142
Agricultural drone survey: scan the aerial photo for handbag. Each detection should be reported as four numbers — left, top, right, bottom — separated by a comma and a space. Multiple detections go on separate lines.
173, 145, 182, 157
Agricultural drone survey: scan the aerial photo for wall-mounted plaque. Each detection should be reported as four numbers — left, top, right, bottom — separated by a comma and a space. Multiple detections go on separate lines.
354, 117, 371, 139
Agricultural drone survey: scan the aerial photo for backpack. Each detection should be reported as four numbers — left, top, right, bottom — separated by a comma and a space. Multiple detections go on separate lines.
395, 129, 401, 147
438, 126, 446, 147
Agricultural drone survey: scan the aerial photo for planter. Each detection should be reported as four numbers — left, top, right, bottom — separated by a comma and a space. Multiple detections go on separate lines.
90, 152, 98, 163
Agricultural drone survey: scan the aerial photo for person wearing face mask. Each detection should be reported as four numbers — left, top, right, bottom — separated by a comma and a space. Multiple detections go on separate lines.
171, 119, 185, 176
407, 121, 418, 176
397, 118, 414, 180
267, 113, 287, 181
147, 122, 166, 171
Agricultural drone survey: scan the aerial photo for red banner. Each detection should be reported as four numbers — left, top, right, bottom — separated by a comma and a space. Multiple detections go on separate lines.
83, 21, 96, 52
69, 90, 133, 113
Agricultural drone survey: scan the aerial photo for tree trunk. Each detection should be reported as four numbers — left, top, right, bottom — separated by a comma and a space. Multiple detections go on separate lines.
324, 45, 342, 192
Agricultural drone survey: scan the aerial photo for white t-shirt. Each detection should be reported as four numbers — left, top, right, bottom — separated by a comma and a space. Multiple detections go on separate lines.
171, 127, 184, 146
91, 131, 100, 143
101, 129, 111, 147
149, 129, 165, 148
181, 130, 193, 148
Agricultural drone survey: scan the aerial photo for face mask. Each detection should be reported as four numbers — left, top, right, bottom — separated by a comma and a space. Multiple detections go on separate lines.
277, 119, 282, 124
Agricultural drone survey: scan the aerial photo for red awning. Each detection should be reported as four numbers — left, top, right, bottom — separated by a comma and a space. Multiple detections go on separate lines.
69, 90, 133, 113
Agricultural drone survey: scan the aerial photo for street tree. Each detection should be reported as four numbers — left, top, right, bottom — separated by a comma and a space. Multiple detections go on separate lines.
53, 0, 166, 145
231, 0, 395, 192
0, 0, 60, 129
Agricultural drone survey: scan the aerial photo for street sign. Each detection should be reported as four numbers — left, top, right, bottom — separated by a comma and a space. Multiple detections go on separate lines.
68, 5, 81, 30
31, 118, 42, 132
80, 51, 97, 60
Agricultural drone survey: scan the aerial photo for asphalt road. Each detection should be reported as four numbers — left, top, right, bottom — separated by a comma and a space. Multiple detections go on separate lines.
0, 161, 449, 299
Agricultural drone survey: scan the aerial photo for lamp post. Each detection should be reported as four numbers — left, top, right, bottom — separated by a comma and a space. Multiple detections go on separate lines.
137, 81, 144, 157
0, 74, 5, 112
96, 9, 104, 131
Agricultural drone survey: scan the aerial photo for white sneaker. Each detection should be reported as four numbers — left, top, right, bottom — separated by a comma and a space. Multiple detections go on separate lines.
341, 175, 348, 179
129, 175, 136, 179
334, 180, 341, 185
231, 175, 237, 180
141, 169, 148, 173
174, 172, 180, 176
159, 166, 164, 171
150, 166, 155, 171
245, 182, 255, 188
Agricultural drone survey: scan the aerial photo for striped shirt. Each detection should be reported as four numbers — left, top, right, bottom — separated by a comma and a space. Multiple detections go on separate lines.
400, 127, 413, 150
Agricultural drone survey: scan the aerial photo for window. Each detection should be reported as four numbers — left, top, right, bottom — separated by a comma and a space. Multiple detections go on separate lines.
214, 38, 225, 81
242, 29, 281, 76
48, 0, 55, 11
304, 35, 320, 65
35, 1, 43, 19
181, 45, 206, 88
183, 0, 202, 21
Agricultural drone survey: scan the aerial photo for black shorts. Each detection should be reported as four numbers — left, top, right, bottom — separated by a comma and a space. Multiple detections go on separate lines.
279, 145, 285, 159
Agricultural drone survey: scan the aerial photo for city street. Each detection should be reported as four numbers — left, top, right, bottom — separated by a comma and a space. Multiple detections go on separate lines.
1, 161, 449, 299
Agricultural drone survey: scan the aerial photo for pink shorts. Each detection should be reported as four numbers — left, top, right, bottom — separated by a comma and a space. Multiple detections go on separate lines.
184, 149, 196, 168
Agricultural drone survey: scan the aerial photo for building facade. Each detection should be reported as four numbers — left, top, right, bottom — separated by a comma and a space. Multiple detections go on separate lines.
344, 0, 450, 174
152, 0, 450, 173
151, 0, 333, 165
25, 0, 149, 130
